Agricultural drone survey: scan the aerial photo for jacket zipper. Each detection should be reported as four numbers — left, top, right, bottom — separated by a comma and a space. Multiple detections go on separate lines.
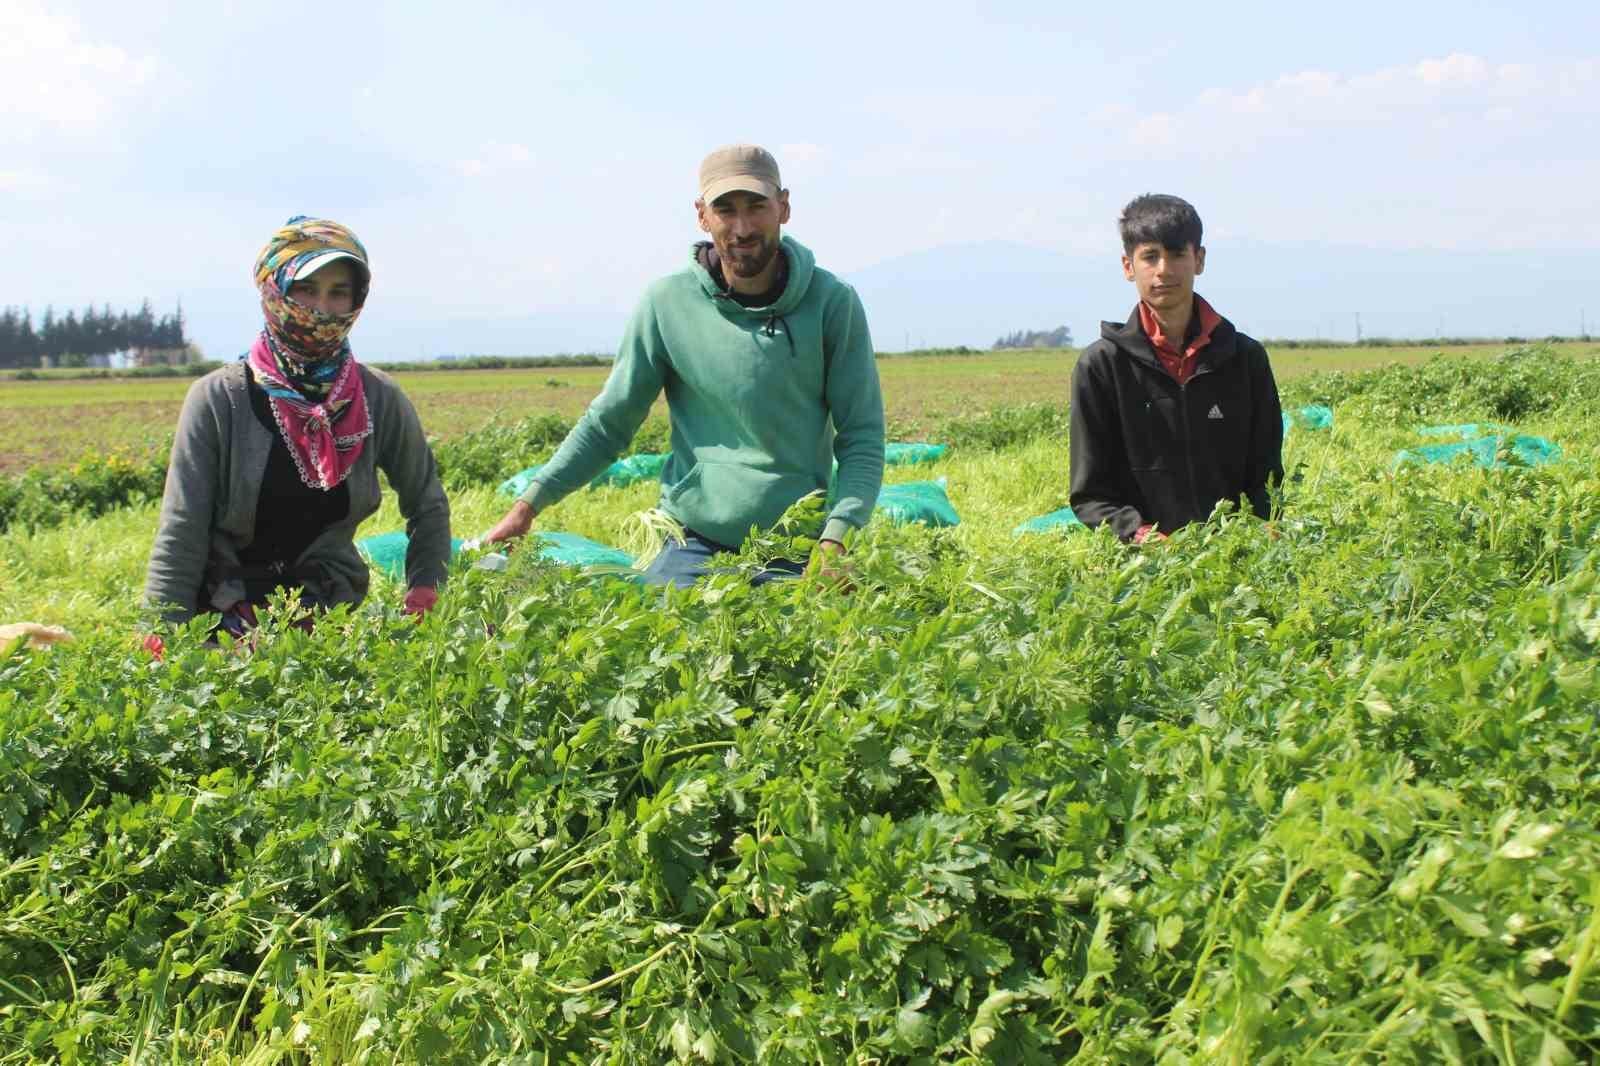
1178, 380, 1199, 519
1177, 365, 1217, 521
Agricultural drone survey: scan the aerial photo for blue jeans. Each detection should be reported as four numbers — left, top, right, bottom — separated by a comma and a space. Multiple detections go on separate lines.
641, 529, 806, 589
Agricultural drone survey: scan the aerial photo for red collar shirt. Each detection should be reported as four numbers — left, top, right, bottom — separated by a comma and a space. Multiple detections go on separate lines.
1138, 295, 1222, 387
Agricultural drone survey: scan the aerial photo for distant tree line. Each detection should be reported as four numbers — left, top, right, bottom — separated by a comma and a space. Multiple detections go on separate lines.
993, 326, 1073, 350
1262, 334, 1593, 349
370, 353, 613, 372
0, 302, 190, 368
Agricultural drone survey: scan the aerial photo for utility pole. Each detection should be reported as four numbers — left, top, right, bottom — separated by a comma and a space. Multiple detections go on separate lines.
1355, 312, 1362, 344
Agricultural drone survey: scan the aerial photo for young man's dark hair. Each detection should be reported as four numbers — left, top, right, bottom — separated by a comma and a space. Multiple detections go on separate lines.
1118, 194, 1203, 254
1069, 194, 1283, 543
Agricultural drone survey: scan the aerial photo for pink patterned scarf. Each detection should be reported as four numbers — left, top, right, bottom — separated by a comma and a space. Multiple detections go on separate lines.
247, 333, 372, 490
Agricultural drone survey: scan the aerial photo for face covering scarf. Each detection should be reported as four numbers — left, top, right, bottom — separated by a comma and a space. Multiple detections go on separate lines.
247, 216, 373, 491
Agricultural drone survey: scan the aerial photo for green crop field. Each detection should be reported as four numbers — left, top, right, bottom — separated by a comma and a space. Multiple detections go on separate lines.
9, 342, 1598, 475
2, 347, 1599, 1062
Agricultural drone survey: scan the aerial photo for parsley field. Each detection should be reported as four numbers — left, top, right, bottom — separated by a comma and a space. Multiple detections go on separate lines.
2, 348, 1599, 1063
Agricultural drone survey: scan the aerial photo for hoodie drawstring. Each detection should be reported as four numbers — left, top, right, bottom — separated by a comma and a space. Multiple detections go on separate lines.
764, 313, 796, 357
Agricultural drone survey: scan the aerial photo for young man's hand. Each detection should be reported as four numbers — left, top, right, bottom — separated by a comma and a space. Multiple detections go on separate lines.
484, 500, 536, 546
403, 585, 439, 619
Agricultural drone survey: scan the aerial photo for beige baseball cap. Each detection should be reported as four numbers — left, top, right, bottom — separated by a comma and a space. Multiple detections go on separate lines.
698, 144, 782, 204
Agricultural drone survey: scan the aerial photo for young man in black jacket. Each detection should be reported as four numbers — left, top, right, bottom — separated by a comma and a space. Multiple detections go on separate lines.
1069, 195, 1283, 543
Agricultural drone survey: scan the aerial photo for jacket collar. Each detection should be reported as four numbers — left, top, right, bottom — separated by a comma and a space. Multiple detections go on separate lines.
1100, 300, 1240, 375
689, 233, 816, 315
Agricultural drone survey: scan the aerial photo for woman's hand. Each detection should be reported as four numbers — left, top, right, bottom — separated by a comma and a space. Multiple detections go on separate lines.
484, 500, 536, 546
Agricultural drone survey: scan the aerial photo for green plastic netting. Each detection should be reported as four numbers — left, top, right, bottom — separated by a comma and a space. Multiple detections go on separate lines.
359, 530, 635, 580
356, 532, 466, 581
1395, 434, 1561, 470
875, 478, 961, 527
590, 453, 669, 489
496, 453, 672, 499
496, 465, 544, 499
1282, 404, 1334, 436
529, 531, 636, 568
1415, 423, 1511, 440
505, 444, 948, 503
884, 442, 949, 466
1014, 507, 1085, 535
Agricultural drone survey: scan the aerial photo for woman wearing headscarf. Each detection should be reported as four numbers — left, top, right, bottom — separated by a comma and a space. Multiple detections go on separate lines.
143, 216, 450, 639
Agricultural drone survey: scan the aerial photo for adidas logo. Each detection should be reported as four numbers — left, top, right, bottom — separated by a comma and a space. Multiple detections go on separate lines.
1207, 404, 1224, 420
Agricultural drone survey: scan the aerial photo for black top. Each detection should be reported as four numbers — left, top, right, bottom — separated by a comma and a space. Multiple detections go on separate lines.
237, 376, 351, 599
1068, 305, 1284, 542
696, 242, 789, 307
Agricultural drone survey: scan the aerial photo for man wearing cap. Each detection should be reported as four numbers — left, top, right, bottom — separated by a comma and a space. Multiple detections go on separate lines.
484, 144, 885, 587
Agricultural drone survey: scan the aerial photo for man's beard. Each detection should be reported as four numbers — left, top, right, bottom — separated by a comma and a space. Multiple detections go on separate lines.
725, 236, 779, 278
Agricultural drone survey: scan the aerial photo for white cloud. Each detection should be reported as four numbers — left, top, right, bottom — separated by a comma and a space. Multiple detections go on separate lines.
0, 2, 159, 131
1416, 53, 1489, 88
779, 142, 826, 164
862, 91, 1055, 140
1487, 63, 1538, 99
848, 143, 978, 178
1552, 59, 1599, 100
1089, 102, 1134, 125
0, 169, 47, 190
1129, 114, 1179, 149
453, 141, 535, 179
1109, 53, 1600, 158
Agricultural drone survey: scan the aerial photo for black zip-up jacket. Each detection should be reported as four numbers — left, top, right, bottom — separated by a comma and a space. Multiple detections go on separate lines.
1069, 305, 1283, 542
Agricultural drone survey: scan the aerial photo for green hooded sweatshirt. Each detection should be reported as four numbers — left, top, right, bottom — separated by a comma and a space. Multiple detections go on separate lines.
521, 235, 885, 548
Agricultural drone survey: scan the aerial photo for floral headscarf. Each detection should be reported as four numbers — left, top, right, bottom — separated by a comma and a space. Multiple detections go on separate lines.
246, 216, 373, 490
253, 214, 371, 368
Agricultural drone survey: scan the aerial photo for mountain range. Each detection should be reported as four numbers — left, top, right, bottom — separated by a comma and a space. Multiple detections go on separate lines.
186, 241, 1599, 360
846, 240, 1599, 350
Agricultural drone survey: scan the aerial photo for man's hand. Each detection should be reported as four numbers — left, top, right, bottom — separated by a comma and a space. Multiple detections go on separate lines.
484, 500, 536, 546
809, 538, 853, 591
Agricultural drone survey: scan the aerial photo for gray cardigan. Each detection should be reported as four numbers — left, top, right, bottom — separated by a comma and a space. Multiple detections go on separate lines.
143, 361, 451, 624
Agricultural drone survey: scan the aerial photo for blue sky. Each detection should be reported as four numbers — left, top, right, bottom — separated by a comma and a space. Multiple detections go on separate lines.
3, 1, 1597, 357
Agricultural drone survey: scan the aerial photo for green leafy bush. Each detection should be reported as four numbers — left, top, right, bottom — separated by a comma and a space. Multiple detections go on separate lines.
0, 450, 167, 535
1287, 345, 1599, 423
428, 412, 574, 490
939, 403, 1070, 451
431, 414, 672, 492
4, 379, 1600, 1060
